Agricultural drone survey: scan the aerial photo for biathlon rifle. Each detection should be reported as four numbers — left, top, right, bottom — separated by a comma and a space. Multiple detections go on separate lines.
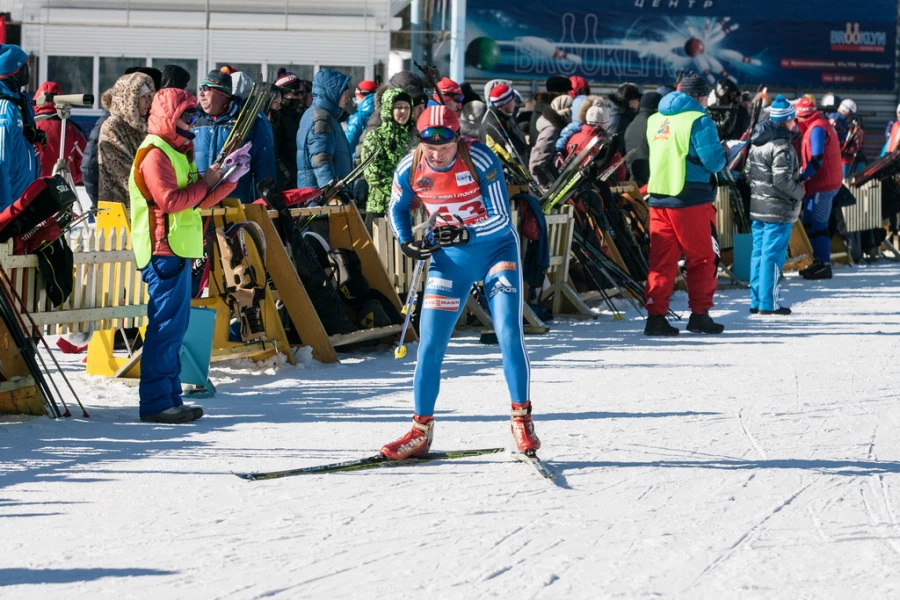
727, 85, 766, 175
413, 60, 444, 106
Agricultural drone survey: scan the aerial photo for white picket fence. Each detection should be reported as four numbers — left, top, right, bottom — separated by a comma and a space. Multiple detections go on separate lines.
0, 226, 148, 334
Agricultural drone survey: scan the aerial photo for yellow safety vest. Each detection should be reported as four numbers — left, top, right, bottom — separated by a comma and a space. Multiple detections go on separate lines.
129, 134, 203, 269
646, 111, 705, 197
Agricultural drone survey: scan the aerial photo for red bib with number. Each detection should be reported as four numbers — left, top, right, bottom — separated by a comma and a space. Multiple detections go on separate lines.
410, 154, 486, 225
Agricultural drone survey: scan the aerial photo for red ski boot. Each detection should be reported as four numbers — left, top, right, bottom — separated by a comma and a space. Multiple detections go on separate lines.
381, 415, 434, 460
510, 401, 541, 452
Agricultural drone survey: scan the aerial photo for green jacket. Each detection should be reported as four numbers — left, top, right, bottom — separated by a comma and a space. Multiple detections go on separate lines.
361, 87, 412, 215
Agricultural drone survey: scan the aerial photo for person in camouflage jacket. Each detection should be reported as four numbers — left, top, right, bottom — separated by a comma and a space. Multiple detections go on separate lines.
361, 87, 413, 217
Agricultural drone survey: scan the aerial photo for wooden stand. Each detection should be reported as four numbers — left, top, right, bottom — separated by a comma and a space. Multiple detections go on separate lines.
0, 317, 44, 416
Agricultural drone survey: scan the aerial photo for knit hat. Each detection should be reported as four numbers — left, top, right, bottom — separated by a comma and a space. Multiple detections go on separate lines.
550, 94, 573, 120
392, 91, 413, 107
201, 69, 233, 97
585, 104, 610, 128
839, 98, 857, 114
416, 105, 461, 141
489, 84, 515, 108
355, 80, 377, 100
568, 75, 590, 98
640, 91, 662, 112
679, 73, 709, 98
160, 64, 191, 90
768, 95, 796, 123
0, 44, 27, 79
275, 70, 301, 91
794, 96, 817, 119
434, 77, 463, 102
546, 75, 572, 94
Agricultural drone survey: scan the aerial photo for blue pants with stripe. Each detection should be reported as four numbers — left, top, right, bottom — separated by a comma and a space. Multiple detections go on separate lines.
749, 220, 793, 311
801, 189, 838, 263
414, 230, 530, 417
139, 255, 190, 417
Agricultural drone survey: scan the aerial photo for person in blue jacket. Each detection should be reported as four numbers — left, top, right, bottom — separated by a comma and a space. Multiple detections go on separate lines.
0, 45, 39, 212
296, 69, 353, 189
192, 69, 275, 203
344, 80, 376, 162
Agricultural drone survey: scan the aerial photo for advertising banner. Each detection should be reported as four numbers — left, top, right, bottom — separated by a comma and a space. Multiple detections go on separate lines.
460, 0, 898, 90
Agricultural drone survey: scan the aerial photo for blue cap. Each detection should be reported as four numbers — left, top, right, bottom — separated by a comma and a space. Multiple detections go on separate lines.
0, 44, 27, 78
769, 94, 796, 123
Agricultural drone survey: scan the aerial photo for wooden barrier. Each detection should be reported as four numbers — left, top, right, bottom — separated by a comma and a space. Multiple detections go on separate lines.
370, 201, 592, 329
844, 179, 883, 232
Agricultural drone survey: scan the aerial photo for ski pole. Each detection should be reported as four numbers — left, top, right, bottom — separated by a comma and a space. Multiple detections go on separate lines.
394, 258, 426, 359
0, 281, 63, 417
0, 266, 89, 417
393, 214, 442, 359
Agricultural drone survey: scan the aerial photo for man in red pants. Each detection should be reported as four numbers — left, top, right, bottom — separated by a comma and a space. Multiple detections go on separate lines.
643, 73, 727, 336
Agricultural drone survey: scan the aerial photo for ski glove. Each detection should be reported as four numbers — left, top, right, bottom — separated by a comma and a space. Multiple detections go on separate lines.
224, 143, 253, 183
400, 240, 439, 261
434, 224, 470, 247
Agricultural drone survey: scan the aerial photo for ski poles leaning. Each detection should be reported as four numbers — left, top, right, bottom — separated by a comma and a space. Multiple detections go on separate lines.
0, 266, 89, 418
394, 213, 441, 359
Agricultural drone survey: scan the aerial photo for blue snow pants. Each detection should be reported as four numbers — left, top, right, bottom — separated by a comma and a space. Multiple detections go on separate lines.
139, 255, 190, 417
749, 220, 793, 311
801, 189, 838, 263
414, 231, 530, 417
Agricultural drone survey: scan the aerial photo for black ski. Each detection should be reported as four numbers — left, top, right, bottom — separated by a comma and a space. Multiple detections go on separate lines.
234, 447, 505, 480
513, 451, 556, 479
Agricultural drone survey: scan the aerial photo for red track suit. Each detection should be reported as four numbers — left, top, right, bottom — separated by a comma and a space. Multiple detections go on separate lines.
643, 92, 727, 317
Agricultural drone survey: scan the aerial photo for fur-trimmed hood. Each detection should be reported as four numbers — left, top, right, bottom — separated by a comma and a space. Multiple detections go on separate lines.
103, 72, 155, 132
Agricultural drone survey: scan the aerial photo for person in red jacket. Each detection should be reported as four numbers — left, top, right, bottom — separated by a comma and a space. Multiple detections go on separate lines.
33, 81, 87, 183
567, 104, 627, 181
794, 97, 843, 280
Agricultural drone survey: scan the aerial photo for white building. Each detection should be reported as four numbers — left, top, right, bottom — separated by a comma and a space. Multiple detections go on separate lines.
5, 0, 410, 109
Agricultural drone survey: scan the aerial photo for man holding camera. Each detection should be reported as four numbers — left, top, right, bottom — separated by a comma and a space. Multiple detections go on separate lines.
0, 44, 39, 212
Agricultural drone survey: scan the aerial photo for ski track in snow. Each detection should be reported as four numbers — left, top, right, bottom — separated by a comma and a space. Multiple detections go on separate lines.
3, 263, 900, 597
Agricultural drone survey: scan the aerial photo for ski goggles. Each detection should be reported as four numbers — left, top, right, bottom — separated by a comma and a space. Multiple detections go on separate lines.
181, 110, 200, 126
418, 126, 458, 146
446, 94, 465, 104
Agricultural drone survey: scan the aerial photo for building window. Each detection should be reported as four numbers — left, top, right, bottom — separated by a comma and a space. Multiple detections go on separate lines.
321, 66, 366, 88
272, 64, 314, 82
46, 56, 93, 101
215, 63, 263, 79
152, 58, 199, 92
100, 57, 148, 97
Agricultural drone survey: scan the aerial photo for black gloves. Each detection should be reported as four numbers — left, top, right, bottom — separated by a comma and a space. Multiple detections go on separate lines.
434, 224, 470, 246
400, 240, 439, 261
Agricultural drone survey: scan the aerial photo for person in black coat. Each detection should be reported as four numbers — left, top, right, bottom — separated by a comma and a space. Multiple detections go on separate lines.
269, 70, 312, 190
624, 91, 662, 186
606, 82, 642, 140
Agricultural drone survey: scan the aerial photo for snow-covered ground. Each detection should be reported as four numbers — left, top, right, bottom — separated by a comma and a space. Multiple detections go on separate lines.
3, 262, 900, 599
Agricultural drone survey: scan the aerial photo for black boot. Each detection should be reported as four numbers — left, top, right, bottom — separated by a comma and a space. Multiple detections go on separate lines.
800, 262, 832, 280
686, 312, 725, 334
759, 306, 792, 315
644, 315, 679, 336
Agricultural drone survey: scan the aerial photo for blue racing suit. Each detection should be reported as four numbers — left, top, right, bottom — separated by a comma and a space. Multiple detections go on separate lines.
389, 141, 531, 417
